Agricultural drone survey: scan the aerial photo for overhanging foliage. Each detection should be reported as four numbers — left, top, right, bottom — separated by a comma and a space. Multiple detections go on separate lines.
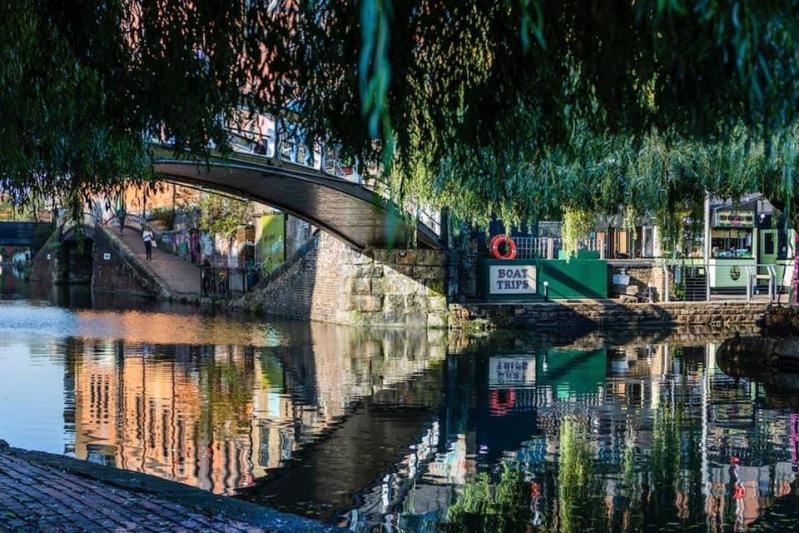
2, 1, 799, 230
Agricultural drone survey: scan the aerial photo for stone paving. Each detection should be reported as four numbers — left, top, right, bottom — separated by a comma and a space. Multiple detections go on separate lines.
0, 451, 263, 532
111, 226, 201, 296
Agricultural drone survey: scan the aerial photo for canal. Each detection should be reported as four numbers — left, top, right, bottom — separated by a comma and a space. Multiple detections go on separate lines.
1, 267, 798, 531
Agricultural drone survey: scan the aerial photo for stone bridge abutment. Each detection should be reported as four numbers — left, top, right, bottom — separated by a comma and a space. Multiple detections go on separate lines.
238, 232, 452, 328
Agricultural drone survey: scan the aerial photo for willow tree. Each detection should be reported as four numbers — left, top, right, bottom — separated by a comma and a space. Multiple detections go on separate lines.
2, 1, 799, 228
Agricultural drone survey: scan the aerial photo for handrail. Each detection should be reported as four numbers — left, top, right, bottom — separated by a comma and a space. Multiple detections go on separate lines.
661, 259, 783, 302
58, 211, 99, 236
119, 213, 160, 236
498, 236, 606, 260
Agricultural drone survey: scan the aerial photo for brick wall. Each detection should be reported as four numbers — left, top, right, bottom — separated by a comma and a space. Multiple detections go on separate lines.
30, 232, 57, 284
92, 226, 162, 298
240, 232, 450, 328
449, 301, 775, 332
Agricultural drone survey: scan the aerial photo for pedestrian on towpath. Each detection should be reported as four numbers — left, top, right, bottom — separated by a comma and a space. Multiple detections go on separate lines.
142, 228, 154, 260
201, 258, 212, 296
117, 206, 126, 235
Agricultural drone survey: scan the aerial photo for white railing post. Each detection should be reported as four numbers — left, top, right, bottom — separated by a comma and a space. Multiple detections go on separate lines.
319, 142, 327, 173
746, 266, 752, 301
663, 263, 670, 303
768, 264, 776, 302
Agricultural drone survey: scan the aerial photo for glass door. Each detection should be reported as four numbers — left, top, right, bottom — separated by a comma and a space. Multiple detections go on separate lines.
758, 229, 778, 281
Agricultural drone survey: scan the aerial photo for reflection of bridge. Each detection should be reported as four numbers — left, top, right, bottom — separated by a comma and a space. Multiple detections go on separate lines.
150, 121, 444, 250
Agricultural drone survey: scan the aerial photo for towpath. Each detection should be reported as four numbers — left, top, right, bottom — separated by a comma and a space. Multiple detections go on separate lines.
109, 226, 201, 297
0, 444, 334, 532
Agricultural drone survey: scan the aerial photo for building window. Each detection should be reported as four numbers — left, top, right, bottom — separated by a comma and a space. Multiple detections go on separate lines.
711, 228, 753, 258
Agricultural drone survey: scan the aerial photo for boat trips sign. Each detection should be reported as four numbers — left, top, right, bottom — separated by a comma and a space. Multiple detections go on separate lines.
488, 265, 537, 295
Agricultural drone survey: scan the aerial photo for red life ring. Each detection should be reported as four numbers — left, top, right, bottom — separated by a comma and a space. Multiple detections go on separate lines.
489, 235, 517, 260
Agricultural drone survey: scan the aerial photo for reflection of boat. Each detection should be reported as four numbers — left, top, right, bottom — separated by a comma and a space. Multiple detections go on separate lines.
538, 347, 606, 398
469, 348, 608, 466
488, 355, 535, 389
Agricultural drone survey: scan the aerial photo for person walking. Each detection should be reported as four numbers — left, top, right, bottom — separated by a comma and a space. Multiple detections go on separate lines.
116, 206, 126, 235
142, 228, 154, 260
201, 257, 212, 296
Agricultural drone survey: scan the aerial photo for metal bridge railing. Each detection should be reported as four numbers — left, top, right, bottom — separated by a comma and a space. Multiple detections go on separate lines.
58, 212, 100, 239
117, 213, 160, 236
230, 123, 445, 239
151, 110, 445, 240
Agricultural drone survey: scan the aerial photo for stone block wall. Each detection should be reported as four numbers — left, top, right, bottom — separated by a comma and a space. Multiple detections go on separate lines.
608, 260, 665, 301
239, 232, 449, 328
449, 301, 775, 332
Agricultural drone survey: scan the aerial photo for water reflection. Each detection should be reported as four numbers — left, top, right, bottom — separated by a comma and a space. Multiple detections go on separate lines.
1, 292, 798, 530
0, 263, 32, 300
0, 303, 446, 501
396, 341, 799, 532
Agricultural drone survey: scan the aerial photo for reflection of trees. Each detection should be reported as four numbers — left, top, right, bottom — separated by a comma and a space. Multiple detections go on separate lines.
198, 346, 257, 441
442, 417, 608, 532
441, 405, 712, 532
553, 417, 607, 533
443, 466, 531, 532
615, 404, 704, 531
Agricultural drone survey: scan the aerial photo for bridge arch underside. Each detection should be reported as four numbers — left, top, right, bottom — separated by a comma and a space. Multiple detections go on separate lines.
153, 160, 442, 250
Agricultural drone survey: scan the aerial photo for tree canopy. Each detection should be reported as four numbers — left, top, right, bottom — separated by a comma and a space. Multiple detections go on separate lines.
2, 1, 799, 229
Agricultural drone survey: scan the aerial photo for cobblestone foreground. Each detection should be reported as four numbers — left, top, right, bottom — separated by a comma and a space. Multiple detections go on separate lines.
0, 446, 331, 532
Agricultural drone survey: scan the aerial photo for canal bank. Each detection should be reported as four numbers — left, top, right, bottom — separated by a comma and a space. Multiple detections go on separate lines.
448, 300, 780, 332
0, 442, 335, 532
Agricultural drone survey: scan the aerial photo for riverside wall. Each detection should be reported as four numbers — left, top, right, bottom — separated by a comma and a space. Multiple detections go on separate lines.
448, 301, 776, 332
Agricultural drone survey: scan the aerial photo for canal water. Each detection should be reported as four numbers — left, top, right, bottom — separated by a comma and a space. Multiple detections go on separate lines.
1, 268, 798, 531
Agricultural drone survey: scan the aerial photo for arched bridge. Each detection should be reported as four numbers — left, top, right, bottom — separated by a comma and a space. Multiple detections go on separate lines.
149, 119, 445, 250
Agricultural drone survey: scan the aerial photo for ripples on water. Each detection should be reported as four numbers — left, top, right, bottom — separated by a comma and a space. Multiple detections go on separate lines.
0, 272, 798, 531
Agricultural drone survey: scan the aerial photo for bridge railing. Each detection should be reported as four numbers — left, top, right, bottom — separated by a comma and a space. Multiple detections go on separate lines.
151, 110, 445, 241
118, 213, 161, 236
58, 210, 164, 244
58, 212, 100, 239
